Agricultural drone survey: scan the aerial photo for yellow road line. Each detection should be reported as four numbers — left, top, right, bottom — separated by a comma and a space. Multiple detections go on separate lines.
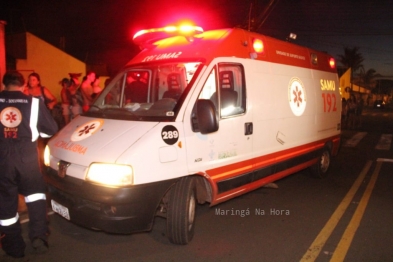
300, 160, 372, 262
330, 161, 382, 261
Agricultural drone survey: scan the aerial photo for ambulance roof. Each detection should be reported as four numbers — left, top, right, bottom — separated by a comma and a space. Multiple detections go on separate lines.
129, 28, 336, 73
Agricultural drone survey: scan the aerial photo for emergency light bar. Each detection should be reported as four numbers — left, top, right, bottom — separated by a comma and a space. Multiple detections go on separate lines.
133, 25, 204, 48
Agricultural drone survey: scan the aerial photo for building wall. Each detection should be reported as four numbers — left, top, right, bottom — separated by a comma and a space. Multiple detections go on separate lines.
339, 68, 351, 100
339, 67, 372, 104
15, 32, 86, 101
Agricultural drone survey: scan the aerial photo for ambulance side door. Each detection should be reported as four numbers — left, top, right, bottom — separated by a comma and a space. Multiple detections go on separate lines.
184, 61, 254, 196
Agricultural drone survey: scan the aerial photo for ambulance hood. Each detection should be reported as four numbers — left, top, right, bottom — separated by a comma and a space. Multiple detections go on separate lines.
49, 116, 159, 166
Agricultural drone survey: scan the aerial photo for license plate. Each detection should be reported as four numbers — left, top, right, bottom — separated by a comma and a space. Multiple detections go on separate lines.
51, 200, 70, 220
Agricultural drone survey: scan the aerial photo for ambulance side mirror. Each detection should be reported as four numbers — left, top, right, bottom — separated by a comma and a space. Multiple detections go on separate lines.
196, 99, 219, 134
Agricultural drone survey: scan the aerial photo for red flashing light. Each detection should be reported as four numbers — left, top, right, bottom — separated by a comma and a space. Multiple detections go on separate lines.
179, 25, 201, 34
253, 38, 264, 53
329, 57, 336, 69
164, 26, 177, 33
133, 25, 203, 47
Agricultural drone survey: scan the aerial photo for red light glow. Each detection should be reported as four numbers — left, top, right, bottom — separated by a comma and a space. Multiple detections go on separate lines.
133, 24, 203, 46
179, 25, 203, 35
253, 39, 264, 53
329, 58, 336, 68
164, 26, 177, 32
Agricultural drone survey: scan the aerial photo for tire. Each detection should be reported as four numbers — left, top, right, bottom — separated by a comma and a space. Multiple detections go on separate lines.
166, 177, 196, 245
310, 148, 331, 178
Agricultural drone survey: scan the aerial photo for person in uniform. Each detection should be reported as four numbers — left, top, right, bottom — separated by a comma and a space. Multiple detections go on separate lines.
0, 71, 58, 259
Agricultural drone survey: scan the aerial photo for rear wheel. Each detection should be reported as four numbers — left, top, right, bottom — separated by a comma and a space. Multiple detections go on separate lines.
310, 148, 331, 178
166, 177, 196, 245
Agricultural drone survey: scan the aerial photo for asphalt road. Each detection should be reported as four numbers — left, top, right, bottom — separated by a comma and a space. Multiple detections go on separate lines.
3, 107, 393, 262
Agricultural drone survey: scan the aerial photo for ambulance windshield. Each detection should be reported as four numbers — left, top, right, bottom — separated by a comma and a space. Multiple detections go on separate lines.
89, 62, 201, 120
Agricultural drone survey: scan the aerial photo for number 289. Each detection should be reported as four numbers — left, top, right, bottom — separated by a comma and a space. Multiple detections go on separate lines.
162, 131, 178, 140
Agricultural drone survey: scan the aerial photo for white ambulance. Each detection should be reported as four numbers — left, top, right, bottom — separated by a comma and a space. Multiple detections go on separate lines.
44, 24, 341, 244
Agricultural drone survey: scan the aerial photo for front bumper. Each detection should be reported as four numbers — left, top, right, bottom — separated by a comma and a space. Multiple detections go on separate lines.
44, 167, 177, 234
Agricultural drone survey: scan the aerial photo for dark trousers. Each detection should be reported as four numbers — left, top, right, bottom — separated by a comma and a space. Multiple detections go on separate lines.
0, 141, 48, 257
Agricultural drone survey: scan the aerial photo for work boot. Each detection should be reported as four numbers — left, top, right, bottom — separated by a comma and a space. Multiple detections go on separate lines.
0, 233, 26, 258
32, 237, 48, 254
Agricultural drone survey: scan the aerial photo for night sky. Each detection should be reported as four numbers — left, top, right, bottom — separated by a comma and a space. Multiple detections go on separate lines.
1, 0, 392, 77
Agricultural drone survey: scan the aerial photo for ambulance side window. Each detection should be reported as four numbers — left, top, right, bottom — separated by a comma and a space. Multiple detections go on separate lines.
191, 64, 246, 132
213, 64, 246, 118
104, 78, 122, 107
190, 68, 216, 132
191, 63, 246, 132
198, 68, 217, 100
197, 64, 246, 118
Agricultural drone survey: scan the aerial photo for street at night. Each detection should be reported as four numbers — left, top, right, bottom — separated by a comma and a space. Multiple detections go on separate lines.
1, 1, 393, 261
7, 107, 393, 261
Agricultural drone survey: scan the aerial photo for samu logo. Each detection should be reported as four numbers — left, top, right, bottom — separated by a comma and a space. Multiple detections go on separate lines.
288, 77, 307, 116
0, 107, 22, 128
70, 119, 104, 142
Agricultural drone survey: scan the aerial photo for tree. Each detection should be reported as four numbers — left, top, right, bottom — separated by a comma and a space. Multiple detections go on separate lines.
337, 47, 364, 91
357, 67, 381, 90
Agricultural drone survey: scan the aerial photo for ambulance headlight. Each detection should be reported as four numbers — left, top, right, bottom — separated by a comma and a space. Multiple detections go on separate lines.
86, 163, 133, 186
44, 145, 50, 167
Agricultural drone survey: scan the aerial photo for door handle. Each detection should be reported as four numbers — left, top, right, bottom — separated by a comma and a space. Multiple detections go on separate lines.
245, 122, 253, 135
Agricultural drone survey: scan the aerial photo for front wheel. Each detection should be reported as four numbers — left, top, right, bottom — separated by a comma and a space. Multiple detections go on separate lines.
166, 177, 197, 245
310, 148, 331, 178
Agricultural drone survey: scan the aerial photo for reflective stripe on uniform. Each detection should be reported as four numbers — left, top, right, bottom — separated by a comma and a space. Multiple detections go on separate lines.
30, 97, 39, 142
39, 132, 52, 138
0, 213, 19, 226
25, 193, 46, 203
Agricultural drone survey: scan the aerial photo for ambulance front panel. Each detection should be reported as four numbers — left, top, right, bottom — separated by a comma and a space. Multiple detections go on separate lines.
44, 60, 205, 233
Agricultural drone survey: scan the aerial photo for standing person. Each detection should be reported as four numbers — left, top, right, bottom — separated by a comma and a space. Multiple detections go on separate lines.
0, 71, 58, 259
347, 95, 357, 129
25, 73, 59, 166
60, 78, 71, 125
25, 73, 57, 111
68, 73, 83, 119
341, 98, 348, 129
80, 71, 96, 112
355, 96, 364, 128
91, 76, 102, 99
